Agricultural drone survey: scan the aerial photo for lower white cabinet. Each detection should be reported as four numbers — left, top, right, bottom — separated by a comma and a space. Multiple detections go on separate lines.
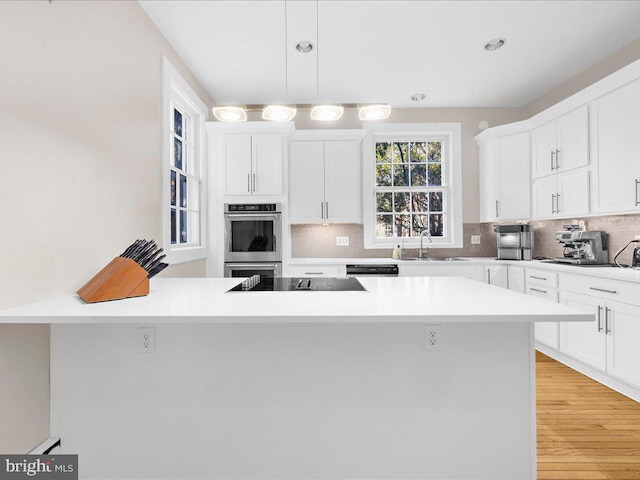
284, 264, 344, 278
507, 266, 525, 293
527, 269, 560, 349
399, 264, 484, 280
560, 290, 640, 389
484, 265, 508, 288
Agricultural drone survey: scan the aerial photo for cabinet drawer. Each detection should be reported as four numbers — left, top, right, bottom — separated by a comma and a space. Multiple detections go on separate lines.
527, 285, 559, 303
560, 273, 640, 307
526, 268, 559, 288
285, 264, 343, 278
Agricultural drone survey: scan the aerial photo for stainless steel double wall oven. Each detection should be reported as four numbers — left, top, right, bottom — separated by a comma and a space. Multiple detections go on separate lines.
223, 203, 282, 278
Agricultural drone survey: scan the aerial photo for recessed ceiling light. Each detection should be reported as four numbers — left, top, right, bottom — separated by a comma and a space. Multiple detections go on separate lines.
211, 106, 247, 122
411, 93, 426, 102
485, 38, 506, 51
359, 104, 391, 121
310, 105, 344, 121
296, 41, 314, 53
262, 105, 297, 122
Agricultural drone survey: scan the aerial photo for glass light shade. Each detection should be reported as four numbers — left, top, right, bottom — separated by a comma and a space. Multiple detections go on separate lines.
262, 105, 297, 122
310, 105, 344, 121
358, 104, 392, 121
212, 106, 247, 122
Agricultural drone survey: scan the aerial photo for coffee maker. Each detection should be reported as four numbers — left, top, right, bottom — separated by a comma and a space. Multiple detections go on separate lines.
554, 230, 608, 265
494, 225, 534, 260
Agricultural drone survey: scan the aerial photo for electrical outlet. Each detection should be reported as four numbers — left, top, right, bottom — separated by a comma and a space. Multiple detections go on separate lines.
138, 327, 155, 354
424, 325, 441, 351
471, 235, 481, 245
336, 236, 350, 246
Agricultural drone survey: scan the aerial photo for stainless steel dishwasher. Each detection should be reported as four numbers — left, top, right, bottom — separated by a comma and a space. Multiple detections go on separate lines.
346, 264, 399, 277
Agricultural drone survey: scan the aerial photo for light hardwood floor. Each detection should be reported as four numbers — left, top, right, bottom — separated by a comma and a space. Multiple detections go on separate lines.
536, 351, 640, 480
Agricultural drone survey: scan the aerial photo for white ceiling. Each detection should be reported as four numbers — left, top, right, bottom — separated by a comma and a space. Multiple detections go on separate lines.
139, 0, 640, 108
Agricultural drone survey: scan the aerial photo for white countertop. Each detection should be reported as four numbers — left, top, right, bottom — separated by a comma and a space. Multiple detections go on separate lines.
288, 257, 640, 283
0, 277, 592, 324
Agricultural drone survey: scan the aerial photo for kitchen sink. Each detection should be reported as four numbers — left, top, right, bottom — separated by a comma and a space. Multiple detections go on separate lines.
402, 257, 468, 262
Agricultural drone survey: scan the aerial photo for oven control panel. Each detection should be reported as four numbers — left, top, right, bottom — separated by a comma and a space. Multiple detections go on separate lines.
225, 203, 280, 212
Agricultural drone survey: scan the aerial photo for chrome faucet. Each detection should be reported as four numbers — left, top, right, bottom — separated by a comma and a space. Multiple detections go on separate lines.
419, 229, 432, 259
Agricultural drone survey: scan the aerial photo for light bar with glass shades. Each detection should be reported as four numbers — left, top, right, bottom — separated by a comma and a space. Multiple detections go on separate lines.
310, 105, 344, 121
262, 105, 297, 122
211, 106, 247, 122
358, 104, 392, 121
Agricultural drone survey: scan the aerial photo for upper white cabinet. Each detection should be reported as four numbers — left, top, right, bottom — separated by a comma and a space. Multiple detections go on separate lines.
478, 132, 530, 222
590, 78, 640, 215
223, 133, 283, 195
532, 170, 590, 219
289, 133, 363, 224
531, 106, 589, 178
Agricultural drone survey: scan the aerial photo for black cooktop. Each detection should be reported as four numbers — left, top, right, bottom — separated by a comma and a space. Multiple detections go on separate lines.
228, 277, 367, 292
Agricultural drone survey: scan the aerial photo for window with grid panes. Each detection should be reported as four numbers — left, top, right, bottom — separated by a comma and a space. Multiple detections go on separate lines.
374, 139, 446, 238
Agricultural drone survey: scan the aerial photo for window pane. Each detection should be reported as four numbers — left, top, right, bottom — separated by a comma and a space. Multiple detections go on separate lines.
174, 109, 183, 137
376, 192, 392, 213
411, 192, 428, 212
410, 164, 426, 187
412, 214, 429, 236
428, 164, 442, 186
430, 214, 444, 236
375, 142, 391, 163
180, 210, 188, 243
174, 137, 183, 170
430, 192, 443, 212
170, 171, 176, 206
428, 141, 442, 162
376, 214, 393, 237
410, 142, 426, 162
170, 209, 177, 244
392, 142, 408, 163
394, 192, 409, 213
394, 214, 410, 237
180, 174, 187, 208
376, 164, 391, 187
393, 164, 409, 186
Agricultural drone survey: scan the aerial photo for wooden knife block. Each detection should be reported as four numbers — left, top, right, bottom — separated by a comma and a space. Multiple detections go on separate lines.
77, 257, 149, 303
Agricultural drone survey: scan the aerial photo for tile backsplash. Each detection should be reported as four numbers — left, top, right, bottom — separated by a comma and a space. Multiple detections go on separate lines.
290, 214, 640, 264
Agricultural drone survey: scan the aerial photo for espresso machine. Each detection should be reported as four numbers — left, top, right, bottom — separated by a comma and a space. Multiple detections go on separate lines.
554, 230, 608, 265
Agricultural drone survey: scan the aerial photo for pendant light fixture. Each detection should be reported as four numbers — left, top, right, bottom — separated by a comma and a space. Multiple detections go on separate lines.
262, 105, 297, 122
211, 106, 247, 122
358, 104, 392, 121
310, 105, 344, 121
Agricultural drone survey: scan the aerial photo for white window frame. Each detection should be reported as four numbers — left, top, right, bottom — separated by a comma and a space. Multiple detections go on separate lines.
363, 123, 463, 249
162, 57, 208, 264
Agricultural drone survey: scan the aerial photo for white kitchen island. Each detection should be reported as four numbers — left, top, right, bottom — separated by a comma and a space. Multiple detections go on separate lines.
0, 277, 592, 480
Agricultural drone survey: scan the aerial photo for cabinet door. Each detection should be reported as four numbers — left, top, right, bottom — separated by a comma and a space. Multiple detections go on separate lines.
252, 134, 282, 195
556, 106, 589, 173
324, 141, 362, 223
497, 133, 530, 220
559, 291, 606, 371
606, 300, 640, 388
289, 141, 325, 223
507, 266, 525, 294
223, 135, 252, 194
532, 120, 557, 178
485, 265, 508, 288
591, 79, 640, 214
478, 139, 498, 222
529, 284, 559, 349
557, 170, 590, 217
532, 176, 557, 219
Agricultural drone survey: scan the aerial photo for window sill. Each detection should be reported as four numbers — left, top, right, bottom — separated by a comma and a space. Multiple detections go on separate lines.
165, 246, 207, 265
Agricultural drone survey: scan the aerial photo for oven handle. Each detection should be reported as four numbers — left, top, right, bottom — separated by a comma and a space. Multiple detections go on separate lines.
224, 213, 281, 218
225, 263, 280, 269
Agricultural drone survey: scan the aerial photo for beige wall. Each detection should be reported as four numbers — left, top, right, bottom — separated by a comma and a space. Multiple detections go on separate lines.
523, 36, 640, 118
0, 1, 213, 453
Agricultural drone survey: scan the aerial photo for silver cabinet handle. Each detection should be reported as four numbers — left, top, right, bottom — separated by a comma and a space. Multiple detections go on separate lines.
530, 275, 547, 281
597, 305, 603, 332
321, 202, 324, 219
605, 307, 611, 334
325, 201, 329, 220
252, 173, 256, 193
589, 286, 618, 294
273, 234, 276, 252
304, 272, 324, 275
495, 199, 499, 218
635, 179, 640, 206
551, 194, 556, 214
530, 287, 547, 294
487, 270, 491, 284
550, 150, 555, 171
555, 149, 560, 169
247, 173, 251, 193
556, 193, 561, 213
